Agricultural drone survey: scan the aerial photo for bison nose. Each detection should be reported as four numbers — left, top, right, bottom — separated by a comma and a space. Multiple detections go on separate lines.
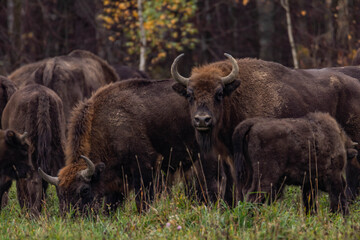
194, 114, 212, 128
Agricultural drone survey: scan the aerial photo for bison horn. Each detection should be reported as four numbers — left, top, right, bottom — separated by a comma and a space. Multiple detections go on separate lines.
79, 155, 95, 180
221, 53, 239, 85
20, 132, 28, 141
171, 53, 189, 86
38, 167, 59, 186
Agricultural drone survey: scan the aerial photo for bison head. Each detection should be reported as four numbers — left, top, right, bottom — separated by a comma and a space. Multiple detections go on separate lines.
171, 53, 240, 152
38, 155, 105, 214
0, 130, 31, 179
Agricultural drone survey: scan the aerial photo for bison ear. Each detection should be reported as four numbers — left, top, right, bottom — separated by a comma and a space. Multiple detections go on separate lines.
347, 148, 358, 160
172, 83, 187, 97
91, 162, 106, 182
224, 80, 240, 96
5, 130, 20, 147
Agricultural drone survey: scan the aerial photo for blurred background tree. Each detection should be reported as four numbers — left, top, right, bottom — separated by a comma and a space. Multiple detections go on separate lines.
0, 0, 359, 77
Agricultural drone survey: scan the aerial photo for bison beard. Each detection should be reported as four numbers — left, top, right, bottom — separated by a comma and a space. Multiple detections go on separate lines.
196, 130, 213, 153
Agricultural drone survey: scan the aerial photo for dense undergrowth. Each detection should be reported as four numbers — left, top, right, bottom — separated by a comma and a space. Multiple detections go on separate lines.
1, 183, 360, 239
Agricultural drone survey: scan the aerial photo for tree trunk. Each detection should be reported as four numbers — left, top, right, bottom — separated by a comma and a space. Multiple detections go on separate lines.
256, 0, 274, 61
138, 0, 146, 71
281, 0, 298, 68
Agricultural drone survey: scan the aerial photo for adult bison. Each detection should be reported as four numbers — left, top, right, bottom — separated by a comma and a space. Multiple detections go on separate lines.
0, 76, 17, 128
8, 50, 119, 121
1, 84, 66, 214
171, 53, 360, 200
232, 112, 357, 215
39, 79, 204, 214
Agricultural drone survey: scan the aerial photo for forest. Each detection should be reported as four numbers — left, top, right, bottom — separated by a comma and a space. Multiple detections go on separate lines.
0, 0, 359, 77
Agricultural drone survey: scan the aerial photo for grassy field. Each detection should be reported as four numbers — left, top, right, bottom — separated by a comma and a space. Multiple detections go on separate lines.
1, 183, 360, 240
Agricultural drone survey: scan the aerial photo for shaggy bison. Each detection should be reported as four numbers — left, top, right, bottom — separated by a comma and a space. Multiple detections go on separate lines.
171, 53, 360, 200
9, 50, 119, 121
0, 130, 30, 211
1, 84, 66, 214
39, 79, 203, 214
232, 112, 357, 215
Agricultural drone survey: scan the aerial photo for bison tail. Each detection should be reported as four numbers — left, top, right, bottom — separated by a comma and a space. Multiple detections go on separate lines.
28, 94, 53, 174
34, 93, 65, 176
232, 120, 255, 198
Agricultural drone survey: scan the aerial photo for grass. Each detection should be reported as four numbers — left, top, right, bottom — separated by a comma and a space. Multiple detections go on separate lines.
1, 183, 360, 239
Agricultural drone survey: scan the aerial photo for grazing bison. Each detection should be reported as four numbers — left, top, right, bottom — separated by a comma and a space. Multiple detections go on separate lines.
39, 79, 203, 214
0, 130, 30, 210
1, 84, 66, 214
232, 112, 357, 215
0, 76, 17, 128
112, 64, 150, 80
0, 130, 30, 180
9, 50, 119, 121
171, 53, 360, 200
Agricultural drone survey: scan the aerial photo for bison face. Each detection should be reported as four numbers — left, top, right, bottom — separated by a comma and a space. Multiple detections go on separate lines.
39, 155, 105, 215
0, 130, 31, 179
171, 53, 240, 152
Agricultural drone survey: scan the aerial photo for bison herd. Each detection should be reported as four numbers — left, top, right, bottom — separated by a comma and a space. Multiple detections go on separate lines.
1, 50, 360, 217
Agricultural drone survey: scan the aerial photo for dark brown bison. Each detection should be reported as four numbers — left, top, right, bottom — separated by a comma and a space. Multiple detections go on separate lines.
232, 112, 357, 215
8, 50, 119, 121
112, 64, 150, 80
39, 79, 204, 214
0, 130, 30, 180
1, 84, 66, 214
0, 76, 17, 128
171, 53, 360, 200
0, 130, 30, 210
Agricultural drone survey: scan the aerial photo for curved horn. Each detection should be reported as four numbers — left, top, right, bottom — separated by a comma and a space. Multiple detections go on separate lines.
221, 53, 239, 85
20, 132, 28, 141
38, 167, 59, 186
171, 53, 189, 86
80, 155, 95, 180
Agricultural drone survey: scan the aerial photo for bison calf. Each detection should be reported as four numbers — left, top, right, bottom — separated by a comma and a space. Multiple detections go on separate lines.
232, 112, 357, 215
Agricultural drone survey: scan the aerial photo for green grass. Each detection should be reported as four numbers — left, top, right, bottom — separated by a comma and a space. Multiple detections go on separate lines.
1, 183, 360, 240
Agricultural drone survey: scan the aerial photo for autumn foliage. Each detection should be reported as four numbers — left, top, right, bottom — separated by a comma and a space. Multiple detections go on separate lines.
99, 0, 198, 67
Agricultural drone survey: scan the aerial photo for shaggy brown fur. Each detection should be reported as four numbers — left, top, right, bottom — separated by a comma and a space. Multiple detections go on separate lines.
0, 76, 17, 128
8, 50, 119, 121
232, 112, 357, 215
172, 56, 360, 200
41, 79, 205, 214
1, 84, 66, 214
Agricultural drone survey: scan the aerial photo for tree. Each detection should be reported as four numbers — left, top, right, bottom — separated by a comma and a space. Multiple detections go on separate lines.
99, 0, 198, 71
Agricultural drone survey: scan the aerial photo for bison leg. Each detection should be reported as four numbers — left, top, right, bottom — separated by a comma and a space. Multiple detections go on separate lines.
301, 185, 317, 214
0, 178, 12, 211
328, 174, 348, 215
222, 159, 238, 207
16, 172, 43, 215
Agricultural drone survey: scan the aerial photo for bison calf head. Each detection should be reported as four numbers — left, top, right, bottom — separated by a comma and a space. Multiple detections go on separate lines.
39, 155, 105, 215
171, 53, 240, 152
0, 130, 31, 179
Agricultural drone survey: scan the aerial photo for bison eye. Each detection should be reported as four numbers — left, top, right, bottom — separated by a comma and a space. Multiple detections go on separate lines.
80, 186, 90, 198
186, 90, 194, 104
215, 90, 223, 102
